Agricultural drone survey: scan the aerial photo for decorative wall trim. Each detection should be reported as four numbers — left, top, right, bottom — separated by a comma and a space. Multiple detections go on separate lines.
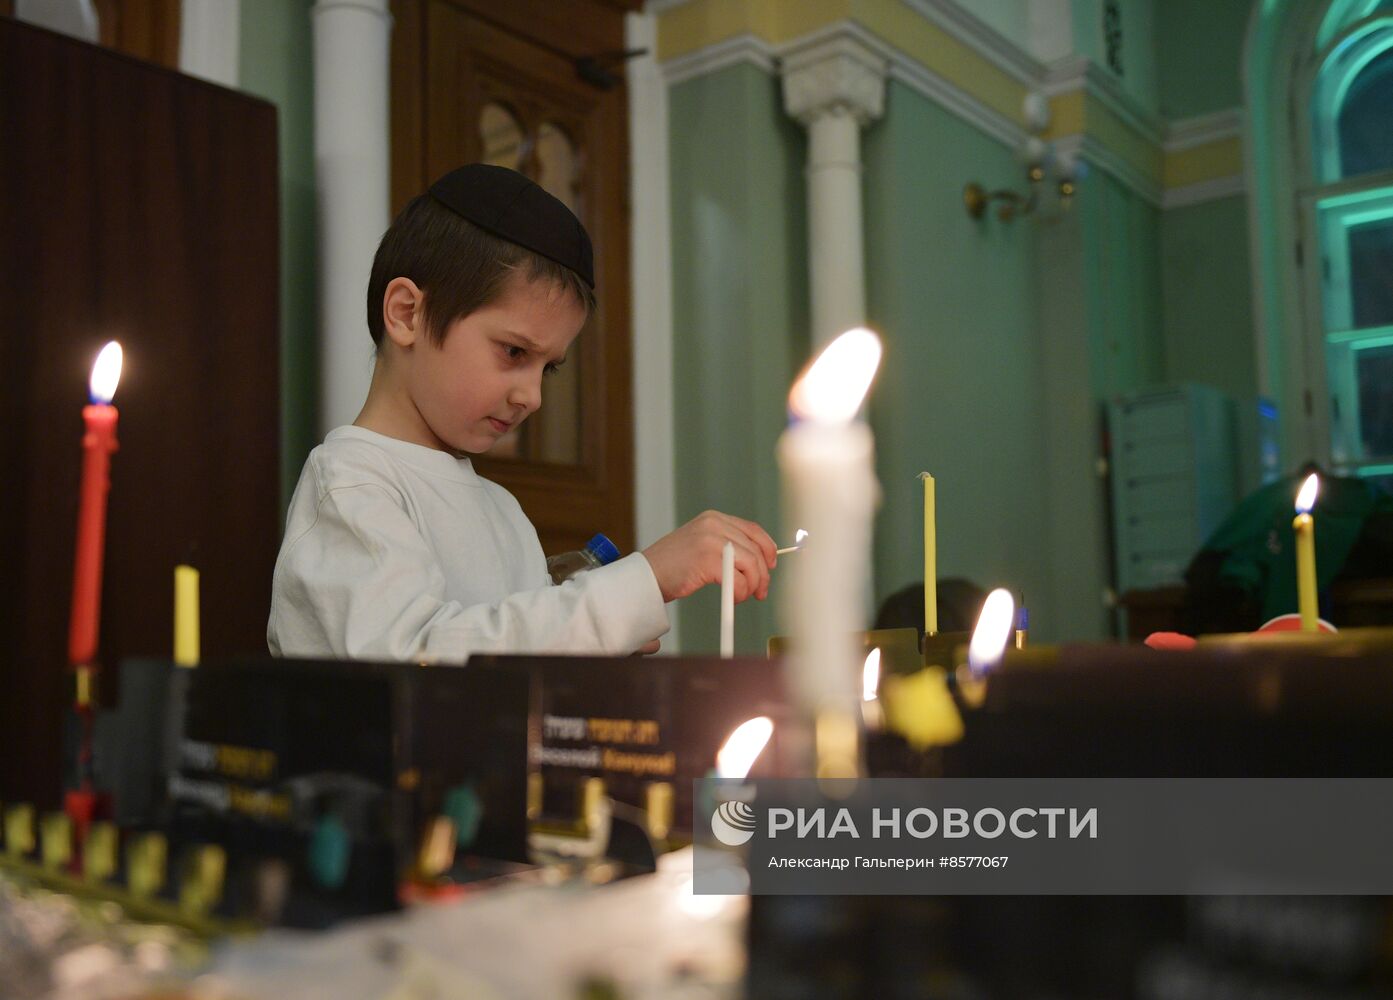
781, 29, 888, 126
1055, 133, 1162, 206
808, 20, 1028, 149
1043, 55, 1163, 146
898, 0, 1045, 86
1161, 174, 1246, 210
883, 38, 1026, 149
662, 32, 775, 86
1164, 107, 1244, 152
656, 6, 1240, 211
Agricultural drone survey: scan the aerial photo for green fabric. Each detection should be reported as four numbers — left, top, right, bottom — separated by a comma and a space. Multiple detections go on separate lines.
1204, 473, 1393, 621
443, 783, 483, 849
307, 814, 351, 889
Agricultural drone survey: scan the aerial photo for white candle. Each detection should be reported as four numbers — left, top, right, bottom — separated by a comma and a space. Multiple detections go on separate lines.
777, 328, 882, 777
720, 541, 735, 658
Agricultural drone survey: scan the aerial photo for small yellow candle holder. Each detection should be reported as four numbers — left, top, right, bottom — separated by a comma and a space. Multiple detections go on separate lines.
178, 844, 227, 915
83, 821, 119, 881
4, 803, 35, 857
125, 831, 167, 898
644, 781, 674, 842
414, 816, 458, 880
39, 813, 72, 870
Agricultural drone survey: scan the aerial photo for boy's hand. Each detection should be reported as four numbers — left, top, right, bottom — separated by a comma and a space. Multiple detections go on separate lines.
641, 511, 777, 604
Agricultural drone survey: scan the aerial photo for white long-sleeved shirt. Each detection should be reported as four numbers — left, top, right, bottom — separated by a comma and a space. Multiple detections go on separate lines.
268, 426, 669, 662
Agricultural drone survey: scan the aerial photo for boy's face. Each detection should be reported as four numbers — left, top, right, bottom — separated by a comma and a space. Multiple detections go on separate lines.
406, 275, 586, 455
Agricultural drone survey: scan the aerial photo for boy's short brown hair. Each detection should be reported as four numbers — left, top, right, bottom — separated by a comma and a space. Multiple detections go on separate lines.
366, 193, 595, 347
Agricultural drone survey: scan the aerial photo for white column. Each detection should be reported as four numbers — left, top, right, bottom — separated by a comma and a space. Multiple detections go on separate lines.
781, 33, 886, 348
626, 10, 681, 649
179, 0, 240, 88
313, 0, 393, 435
14, 0, 98, 42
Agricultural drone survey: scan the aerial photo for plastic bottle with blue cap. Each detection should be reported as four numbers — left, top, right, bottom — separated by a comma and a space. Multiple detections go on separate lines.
547, 533, 621, 584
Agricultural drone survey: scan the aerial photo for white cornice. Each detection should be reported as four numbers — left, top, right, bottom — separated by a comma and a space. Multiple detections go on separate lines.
655, 8, 1228, 208
780, 30, 888, 126
662, 32, 775, 86
1161, 175, 1246, 209
898, 0, 1046, 86
782, 20, 1026, 150
1164, 108, 1244, 153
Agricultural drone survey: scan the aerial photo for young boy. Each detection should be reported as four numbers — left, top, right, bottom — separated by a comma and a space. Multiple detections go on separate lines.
269, 164, 776, 662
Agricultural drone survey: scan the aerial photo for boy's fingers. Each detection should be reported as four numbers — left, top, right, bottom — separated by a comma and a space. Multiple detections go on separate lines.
731, 540, 768, 603
724, 514, 778, 566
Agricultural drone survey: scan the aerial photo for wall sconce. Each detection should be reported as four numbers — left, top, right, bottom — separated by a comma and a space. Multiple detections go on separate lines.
963, 93, 1084, 222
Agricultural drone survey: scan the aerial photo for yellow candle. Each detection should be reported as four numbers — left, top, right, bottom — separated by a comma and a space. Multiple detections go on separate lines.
174, 564, 200, 666
1293, 473, 1319, 633
920, 472, 937, 636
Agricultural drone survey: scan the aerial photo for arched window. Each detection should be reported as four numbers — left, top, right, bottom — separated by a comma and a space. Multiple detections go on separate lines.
1306, 3, 1393, 475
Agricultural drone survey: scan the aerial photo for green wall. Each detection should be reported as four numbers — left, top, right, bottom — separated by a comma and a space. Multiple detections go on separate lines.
667, 68, 1172, 646
1157, 0, 1252, 119
863, 81, 1056, 640
1088, 171, 1166, 396
239, 0, 318, 512
1160, 195, 1257, 401
1034, 169, 1165, 640
668, 63, 809, 653
1074, 0, 1161, 115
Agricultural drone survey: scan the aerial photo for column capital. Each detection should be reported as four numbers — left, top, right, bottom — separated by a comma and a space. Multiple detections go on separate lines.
780, 30, 887, 127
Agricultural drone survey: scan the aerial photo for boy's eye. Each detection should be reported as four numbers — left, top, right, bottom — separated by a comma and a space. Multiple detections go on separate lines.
544, 361, 563, 377
502, 344, 526, 361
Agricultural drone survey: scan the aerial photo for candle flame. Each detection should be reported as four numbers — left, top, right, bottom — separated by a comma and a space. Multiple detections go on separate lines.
1295, 473, 1319, 514
795, 529, 808, 544
89, 341, 123, 404
788, 328, 882, 423
968, 588, 1016, 676
716, 716, 773, 780
862, 647, 882, 702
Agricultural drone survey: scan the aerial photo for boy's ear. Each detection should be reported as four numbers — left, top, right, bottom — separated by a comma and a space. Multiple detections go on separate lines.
382, 277, 424, 349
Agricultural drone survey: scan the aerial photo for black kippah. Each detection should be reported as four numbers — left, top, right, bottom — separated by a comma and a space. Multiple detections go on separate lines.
428, 163, 594, 289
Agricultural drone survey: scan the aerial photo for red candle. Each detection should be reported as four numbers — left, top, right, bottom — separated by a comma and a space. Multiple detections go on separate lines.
68, 342, 122, 667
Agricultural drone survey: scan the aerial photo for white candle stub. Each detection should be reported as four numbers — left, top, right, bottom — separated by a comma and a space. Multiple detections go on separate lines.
778, 328, 884, 725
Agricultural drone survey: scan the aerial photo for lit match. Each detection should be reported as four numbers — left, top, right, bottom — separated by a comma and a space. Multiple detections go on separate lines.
776, 528, 809, 556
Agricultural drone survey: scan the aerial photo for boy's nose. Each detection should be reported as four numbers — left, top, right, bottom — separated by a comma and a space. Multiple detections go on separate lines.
508, 376, 542, 415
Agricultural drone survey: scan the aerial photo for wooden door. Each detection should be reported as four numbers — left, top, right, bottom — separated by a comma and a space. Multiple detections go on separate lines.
391, 0, 636, 556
